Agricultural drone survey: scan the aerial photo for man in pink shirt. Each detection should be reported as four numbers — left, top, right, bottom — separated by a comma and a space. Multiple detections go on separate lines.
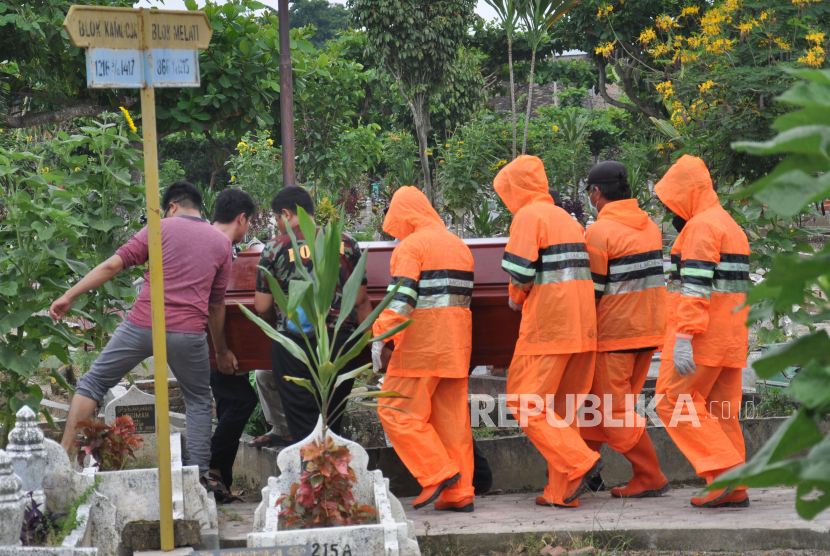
51, 181, 234, 488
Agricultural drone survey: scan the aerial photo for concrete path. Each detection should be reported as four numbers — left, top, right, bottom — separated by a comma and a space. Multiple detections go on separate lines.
401, 487, 830, 554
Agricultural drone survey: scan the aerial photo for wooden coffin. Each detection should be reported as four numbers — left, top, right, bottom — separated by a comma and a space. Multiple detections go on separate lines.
208, 238, 521, 371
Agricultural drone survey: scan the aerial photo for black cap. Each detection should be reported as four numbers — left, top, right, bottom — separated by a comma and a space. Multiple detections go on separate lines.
584, 161, 628, 191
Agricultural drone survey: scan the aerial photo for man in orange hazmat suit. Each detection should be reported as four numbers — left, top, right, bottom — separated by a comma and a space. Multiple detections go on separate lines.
373, 186, 477, 512
494, 155, 603, 507
579, 161, 670, 498
654, 155, 751, 508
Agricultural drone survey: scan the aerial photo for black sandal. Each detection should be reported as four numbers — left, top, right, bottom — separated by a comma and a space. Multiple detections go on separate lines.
215, 490, 245, 505
247, 433, 290, 449
201, 475, 223, 493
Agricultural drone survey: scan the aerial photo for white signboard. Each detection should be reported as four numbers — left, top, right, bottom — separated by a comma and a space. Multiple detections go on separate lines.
145, 49, 200, 88
85, 48, 200, 89
86, 48, 144, 88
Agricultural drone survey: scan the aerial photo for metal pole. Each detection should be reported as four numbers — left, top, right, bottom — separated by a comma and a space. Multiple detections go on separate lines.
278, 0, 296, 187
139, 8, 175, 552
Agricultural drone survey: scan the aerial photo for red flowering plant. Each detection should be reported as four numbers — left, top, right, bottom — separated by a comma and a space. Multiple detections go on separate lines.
277, 436, 378, 528
74, 415, 145, 471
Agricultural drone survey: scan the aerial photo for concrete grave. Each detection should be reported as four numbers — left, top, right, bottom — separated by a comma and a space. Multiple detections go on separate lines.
249, 417, 420, 556
82, 433, 219, 556
0, 449, 24, 547
7, 406, 47, 509
104, 385, 158, 459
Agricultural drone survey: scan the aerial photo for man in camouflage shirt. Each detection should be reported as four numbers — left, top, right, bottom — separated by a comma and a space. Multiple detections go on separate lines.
254, 186, 372, 440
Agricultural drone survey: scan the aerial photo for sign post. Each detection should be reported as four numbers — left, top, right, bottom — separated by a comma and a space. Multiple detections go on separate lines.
63, 6, 212, 551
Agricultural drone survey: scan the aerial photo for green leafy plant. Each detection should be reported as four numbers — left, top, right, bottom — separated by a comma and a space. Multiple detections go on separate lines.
50, 116, 144, 350
709, 68, 830, 519
239, 208, 413, 526
239, 208, 412, 436
74, 415, 145, 471
277, 436, 378, 528
227, 131, 283, 209
0, 146, 88, 446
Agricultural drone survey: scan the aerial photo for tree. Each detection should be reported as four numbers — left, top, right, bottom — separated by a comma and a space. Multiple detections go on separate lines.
290, 0, 350, 45
518, 0, 579, 155
615, 0, 830, 182
350, 0, 476, 205
483, 0, 522, 159
548, 0, 689, 119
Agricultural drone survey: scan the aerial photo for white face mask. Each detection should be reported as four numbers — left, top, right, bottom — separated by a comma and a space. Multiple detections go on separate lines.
588, 189, 599, 217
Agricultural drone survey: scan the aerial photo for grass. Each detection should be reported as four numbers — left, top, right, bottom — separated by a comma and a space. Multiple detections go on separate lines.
218, 505, 244, 522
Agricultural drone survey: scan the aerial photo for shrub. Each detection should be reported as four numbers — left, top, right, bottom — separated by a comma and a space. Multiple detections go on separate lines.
74, 415, 144, 471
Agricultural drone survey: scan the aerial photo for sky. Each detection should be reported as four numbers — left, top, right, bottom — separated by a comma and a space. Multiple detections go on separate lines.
134, 0, 500, 23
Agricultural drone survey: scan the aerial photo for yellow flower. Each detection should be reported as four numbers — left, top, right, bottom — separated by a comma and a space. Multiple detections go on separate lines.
74, 167, 80, 172
596, 42, 615, 57
497, 160, 507, 167
267, 138, 274, 146
439, 160, 444, 164
119, 107, 137, 133
552, 125, 559, 132
345, 130, 350, 133
426, 151, 433, 155
237, 141, 248, 151
775, 37, 791, 50
806, 31, 825, 45
231, 176, 236, 181
698, 80, 717, 94
445, 143, 451, 147
27, 136, 32, 142
799, 46, 825, 67
737, 20, 757, 37
639, 28, 657, 46
655, 14, 678, 31
458, 141, 464, 144
651, 43, 671, 57
655, 81, 674, 100
680, 6, 700, 17
596, 4, 613, 18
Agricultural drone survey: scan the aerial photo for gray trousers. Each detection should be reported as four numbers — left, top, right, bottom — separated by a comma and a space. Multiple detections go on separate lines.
76, 320, 213, 475
254, 369, 290, 437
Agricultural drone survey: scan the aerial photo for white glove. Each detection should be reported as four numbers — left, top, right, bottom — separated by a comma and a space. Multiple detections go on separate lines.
371, 342, 384, 372
673, 333, 696, 377
509, 298, 522, 312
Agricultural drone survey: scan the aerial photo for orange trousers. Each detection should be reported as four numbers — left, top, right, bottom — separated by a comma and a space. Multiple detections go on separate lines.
507, 351, 600, 506
580, 351, 652, 454
655, 361, 745, 478
377, 376, 474, 503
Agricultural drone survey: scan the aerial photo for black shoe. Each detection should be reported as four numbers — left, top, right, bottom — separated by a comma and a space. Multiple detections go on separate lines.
587, 473, 606, 492
563, 458, 605, 505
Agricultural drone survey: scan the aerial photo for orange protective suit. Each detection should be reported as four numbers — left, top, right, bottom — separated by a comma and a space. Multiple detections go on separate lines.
495, 156, 599, 506
374, 186, 475, 504
653, 155, 750, 478
580, 199, 666, 453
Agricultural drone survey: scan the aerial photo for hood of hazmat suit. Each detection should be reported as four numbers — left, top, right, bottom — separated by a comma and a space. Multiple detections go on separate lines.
494, 155, 597, 355
373, 186, 474, 377
654, 155, 750, 367
587, 198, 667, 351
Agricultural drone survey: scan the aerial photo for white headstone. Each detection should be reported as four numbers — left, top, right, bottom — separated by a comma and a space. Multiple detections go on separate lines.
6, 406, 46, 509
0, 449, 24, 547
104, 385, 157, 459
